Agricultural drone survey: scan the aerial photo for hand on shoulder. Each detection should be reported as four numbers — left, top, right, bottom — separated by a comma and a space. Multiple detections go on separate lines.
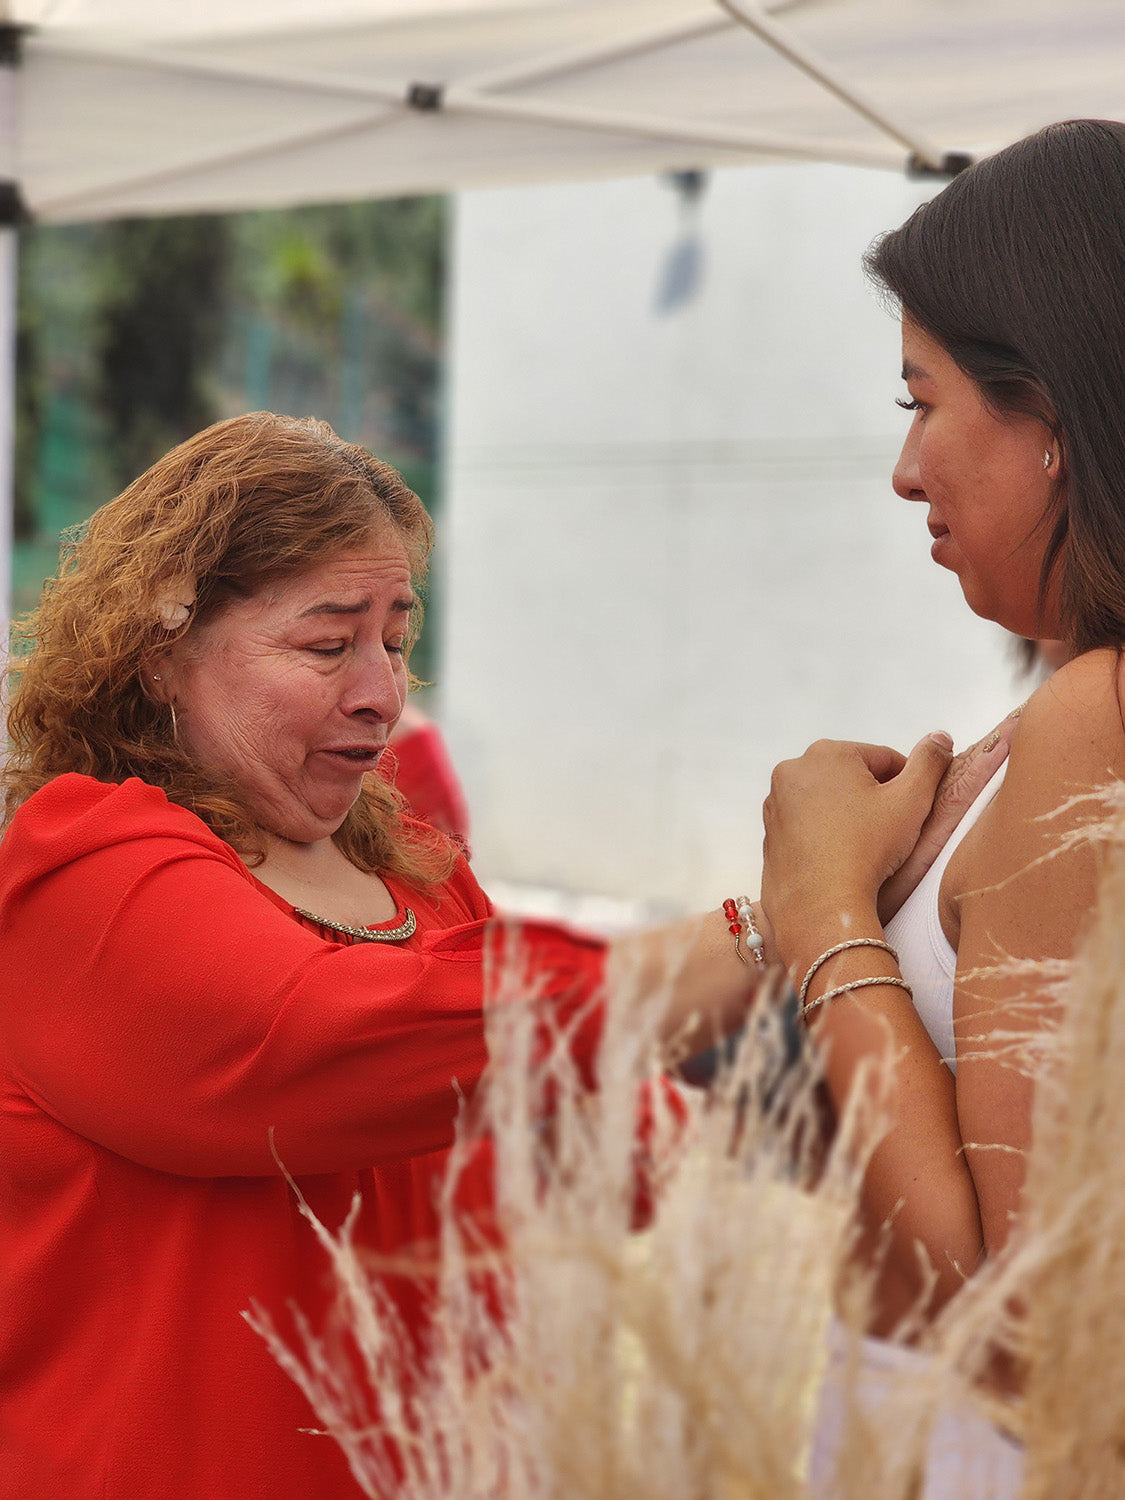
761, 733, 952, 961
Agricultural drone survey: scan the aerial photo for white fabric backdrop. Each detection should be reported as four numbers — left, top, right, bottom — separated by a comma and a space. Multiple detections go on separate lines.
441, 164, 1020, 911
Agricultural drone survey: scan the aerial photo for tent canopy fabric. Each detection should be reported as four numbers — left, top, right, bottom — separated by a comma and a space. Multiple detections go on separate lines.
4, 0, 1125, 225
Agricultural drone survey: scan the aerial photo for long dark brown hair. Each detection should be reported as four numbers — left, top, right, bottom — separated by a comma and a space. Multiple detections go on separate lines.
866, 119, 1125, 654
4, 412, 456, 885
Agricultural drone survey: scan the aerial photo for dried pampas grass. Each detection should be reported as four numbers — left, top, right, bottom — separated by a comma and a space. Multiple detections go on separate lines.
1016, 811, 1125, 1499
251, 821, 1125, 1499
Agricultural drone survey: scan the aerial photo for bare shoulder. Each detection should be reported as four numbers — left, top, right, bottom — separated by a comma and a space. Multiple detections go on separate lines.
945, 648, 1125, 908
1008, 647, 1125, 797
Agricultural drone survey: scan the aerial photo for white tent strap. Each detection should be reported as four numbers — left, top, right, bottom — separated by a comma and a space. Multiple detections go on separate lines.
716, 0, 947, 170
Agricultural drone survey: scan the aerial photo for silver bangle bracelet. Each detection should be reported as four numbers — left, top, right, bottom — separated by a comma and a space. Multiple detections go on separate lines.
799, 973, 913, 1021
797, 937, 899, 1008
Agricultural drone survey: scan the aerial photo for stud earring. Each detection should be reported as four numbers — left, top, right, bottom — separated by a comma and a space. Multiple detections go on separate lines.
152, 674, 162, 682
1043, 450, 1053, 470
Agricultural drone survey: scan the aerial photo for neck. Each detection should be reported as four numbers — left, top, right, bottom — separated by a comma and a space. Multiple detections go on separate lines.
250, 828, 399, 928
254, 830, 346, 887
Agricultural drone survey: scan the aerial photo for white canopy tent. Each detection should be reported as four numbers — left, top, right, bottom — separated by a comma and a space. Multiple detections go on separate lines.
10, 0, 1125, 223
2, 0, 1124, 628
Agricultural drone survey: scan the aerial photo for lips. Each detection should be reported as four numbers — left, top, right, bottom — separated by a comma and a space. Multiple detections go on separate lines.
319, 745, 385, 768
925, 514, 955, 567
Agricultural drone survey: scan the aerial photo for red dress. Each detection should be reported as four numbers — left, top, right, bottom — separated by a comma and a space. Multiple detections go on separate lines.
0, 775, 605, 1499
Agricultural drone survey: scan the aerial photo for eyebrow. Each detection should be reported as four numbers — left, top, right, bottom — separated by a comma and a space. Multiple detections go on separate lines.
298, 595, 415, 619
901, 359, 930, 381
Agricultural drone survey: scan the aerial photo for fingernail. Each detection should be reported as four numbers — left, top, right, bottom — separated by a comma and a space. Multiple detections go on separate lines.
1007, 702, 1026, 719
980, 730, 1001, 752
928, 730, 954, 751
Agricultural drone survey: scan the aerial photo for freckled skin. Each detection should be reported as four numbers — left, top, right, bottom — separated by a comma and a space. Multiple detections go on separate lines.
893, 317, 1061, 639
156, 546, 413, 845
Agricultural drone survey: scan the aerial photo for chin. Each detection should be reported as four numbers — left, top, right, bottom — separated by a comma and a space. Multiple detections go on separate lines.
960, 585, 1027, 636
254, 801, 355, 847
244, 774, 366, 845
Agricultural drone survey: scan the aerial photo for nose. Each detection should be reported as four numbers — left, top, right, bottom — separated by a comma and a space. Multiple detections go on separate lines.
892, 418, 924, 502
340, 646, 406, 723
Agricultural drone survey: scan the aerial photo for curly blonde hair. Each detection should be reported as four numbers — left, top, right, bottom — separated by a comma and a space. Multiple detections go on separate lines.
3, 411, 457, 886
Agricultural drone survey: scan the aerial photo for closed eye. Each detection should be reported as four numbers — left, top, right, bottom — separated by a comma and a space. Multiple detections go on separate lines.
307, 643, 346, 657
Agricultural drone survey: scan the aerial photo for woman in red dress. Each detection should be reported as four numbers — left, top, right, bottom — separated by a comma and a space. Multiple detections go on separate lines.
0, 412, 778, 1500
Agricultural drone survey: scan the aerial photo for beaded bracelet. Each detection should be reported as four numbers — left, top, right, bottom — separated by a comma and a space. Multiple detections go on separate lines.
722, 896, 766, 967
797, 937, 899, 1008
799, 974, 913, 1021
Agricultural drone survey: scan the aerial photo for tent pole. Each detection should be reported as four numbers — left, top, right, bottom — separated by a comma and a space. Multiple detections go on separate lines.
455, 13, 735, 95
0, 21, 19, 657
34, 106, 398, 221
0, 222, 15, 652
715, 0, 951, 171
456, 0, 808, 95
441, 90, 904, 169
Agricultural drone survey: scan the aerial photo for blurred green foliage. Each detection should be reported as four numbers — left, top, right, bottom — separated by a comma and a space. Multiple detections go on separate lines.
12, 196, 446, 676
98, 216, 230, 490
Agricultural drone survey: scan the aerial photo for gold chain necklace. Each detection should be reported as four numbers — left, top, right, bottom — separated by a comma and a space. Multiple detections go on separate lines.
293, 906, 418, 943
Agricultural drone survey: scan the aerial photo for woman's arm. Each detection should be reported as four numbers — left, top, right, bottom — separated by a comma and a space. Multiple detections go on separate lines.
950, 651, 1125, 1259
609, 909, 764, 1064
761, 661, 1125, 1330
760, 733, 982, 1329
0, 777, 756, 1180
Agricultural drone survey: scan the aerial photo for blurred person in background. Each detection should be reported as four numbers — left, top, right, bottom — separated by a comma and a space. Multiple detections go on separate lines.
383, 699, 471, 850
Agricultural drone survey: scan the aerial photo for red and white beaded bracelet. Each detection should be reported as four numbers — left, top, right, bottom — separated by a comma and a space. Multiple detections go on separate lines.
722, 895, 767, 967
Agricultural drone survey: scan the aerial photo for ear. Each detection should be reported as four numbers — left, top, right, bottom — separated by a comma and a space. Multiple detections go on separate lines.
142, 649, 177, 705
1044, 428, 1066, 482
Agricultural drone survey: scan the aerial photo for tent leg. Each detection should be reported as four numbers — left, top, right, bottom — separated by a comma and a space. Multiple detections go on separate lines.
0, 223, 14, 654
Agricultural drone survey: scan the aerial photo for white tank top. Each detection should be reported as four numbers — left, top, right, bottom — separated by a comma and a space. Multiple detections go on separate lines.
883, 762, 1008, 1076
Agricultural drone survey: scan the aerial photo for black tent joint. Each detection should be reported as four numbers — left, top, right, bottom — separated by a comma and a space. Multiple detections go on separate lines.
0, 182, 27, 226
407, 83, 445, 111
0, 24, 25, 69
908, 150, 974, 179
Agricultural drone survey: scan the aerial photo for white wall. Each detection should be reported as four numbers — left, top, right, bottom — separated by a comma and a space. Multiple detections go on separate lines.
441, 163, 1019, 913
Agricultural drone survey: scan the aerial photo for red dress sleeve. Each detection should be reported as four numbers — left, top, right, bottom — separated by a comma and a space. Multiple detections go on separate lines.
0, 775, 605, 1180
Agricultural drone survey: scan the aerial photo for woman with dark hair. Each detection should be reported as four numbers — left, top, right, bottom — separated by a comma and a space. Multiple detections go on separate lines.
759, 119, 1125, 1490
